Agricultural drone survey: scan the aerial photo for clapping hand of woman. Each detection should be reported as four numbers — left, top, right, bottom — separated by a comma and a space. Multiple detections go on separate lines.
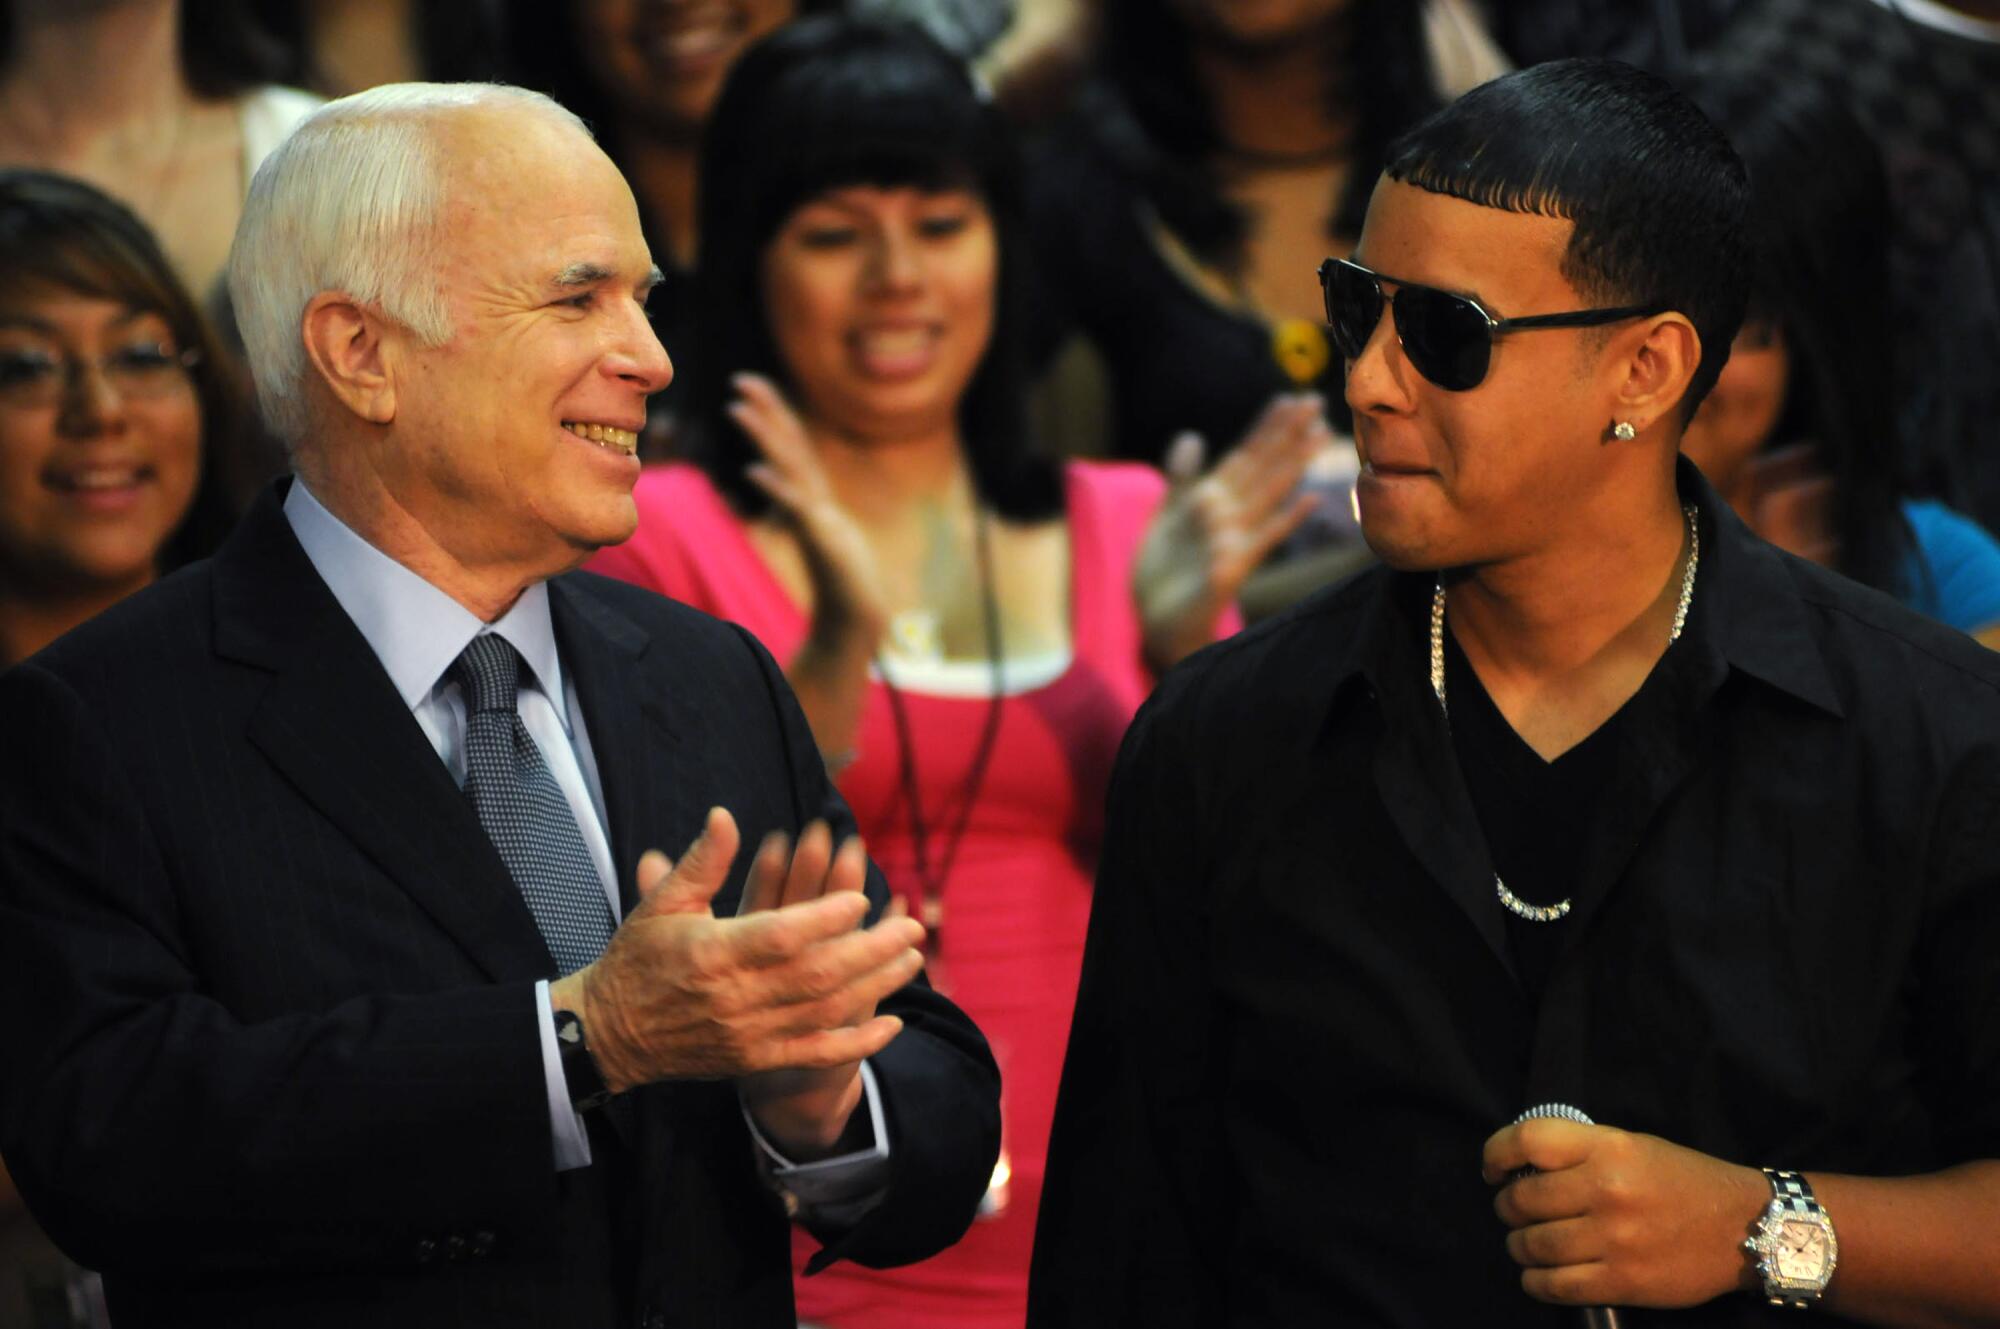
1133, 392, 1331, 672
728, 372, 891, 762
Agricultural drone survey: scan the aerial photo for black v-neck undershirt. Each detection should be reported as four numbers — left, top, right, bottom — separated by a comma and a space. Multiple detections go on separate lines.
1441, 628, 1626, 1003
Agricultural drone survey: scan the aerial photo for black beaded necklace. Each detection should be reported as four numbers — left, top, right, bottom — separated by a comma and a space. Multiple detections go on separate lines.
875, 507, 1006, 974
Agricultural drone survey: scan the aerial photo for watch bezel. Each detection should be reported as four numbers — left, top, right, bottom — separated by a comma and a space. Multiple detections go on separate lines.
1745, 1173, 1838, 1307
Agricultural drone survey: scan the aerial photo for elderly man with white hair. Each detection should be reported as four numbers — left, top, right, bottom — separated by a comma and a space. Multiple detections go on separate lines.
0, 83, 1000, 1329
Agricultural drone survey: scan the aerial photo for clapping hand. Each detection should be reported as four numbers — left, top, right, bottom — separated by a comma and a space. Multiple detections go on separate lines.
1133, 393, 1331, 670
1483, 1116, 1765, 1309
553, 808, 925, 1157
730, 372, 891, 652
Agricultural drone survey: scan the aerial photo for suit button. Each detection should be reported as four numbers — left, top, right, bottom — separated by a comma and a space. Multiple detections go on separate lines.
414, 1237, 437, 1265
639, 1311, 667, 1329
445, 1234, 468, 1261
470, 1229, 496, 1258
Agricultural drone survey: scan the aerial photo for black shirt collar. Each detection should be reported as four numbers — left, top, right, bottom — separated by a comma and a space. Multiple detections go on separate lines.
1303, 455, 1846, 738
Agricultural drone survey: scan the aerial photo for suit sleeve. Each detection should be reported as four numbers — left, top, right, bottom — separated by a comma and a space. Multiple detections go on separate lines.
1027, 675, 1230, 1328
728, 623, 1003, 1270
0, 661, 561, 1276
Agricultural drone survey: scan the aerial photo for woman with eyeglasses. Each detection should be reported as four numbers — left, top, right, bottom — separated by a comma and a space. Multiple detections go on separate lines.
1680, 77, 2000, 648
587, 18, 1318, 1327
0, 169, 238, 672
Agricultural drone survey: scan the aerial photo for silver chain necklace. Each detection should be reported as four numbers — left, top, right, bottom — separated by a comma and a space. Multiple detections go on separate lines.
1430, 504, 1699, 923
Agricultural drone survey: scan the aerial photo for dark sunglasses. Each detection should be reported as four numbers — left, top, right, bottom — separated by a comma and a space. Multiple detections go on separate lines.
1318, 257, 1668, 392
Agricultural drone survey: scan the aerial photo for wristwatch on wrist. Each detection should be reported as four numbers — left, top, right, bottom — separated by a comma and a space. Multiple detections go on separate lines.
1744, 1168, 1838, 1309
553, 1008, 614, 1112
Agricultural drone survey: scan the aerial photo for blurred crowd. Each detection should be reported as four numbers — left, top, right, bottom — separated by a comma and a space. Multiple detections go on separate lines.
2, 1, 1997, 1327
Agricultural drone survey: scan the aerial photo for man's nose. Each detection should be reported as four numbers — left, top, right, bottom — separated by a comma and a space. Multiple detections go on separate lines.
1342, 304, 1413, 419
611, 303, 674, 394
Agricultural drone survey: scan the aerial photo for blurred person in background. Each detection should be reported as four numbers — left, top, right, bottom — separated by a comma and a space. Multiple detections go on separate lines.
499, 0, 836, 438
1697, 0, 2000, 539
0, 0, 319, 306
1021, 0, 1507, 616
587, 18, 1322, 1326
0, 169, 237, 668
1684, 76, 2000, 647
255, 0, 506, 96
1022, 0, 1507, 466
0, 167, 238, 1329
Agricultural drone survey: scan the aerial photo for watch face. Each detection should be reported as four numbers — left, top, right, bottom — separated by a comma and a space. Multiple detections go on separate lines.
1774, 1219, 1829, 1281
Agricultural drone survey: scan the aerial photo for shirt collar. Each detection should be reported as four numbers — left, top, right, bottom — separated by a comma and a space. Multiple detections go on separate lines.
1674, 457, 1845, 719
282, 480, 568, 722
1299, 455, 1844, 741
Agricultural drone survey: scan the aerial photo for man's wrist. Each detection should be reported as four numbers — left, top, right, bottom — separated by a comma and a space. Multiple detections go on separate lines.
548, 968, 638, 1095
743, 1067, 867, 1160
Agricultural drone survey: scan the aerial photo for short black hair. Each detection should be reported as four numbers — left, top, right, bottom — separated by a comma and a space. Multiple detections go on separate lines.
1383, 58, 1749, 419
0, 170, 242, 570
681, 15, 1060, 522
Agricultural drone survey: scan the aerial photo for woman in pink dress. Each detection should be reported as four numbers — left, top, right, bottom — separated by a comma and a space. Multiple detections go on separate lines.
588, 18, 1328, 1326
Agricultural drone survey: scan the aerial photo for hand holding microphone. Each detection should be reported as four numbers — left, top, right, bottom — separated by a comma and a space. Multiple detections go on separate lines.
1485, 1105, 1767, 1316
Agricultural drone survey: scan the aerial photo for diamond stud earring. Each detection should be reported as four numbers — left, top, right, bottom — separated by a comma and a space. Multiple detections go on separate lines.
1611, 421, 1638, 441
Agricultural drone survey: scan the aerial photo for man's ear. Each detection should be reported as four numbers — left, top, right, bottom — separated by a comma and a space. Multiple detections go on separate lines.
1610, 312, 1701, 438
301, 292, 398, 426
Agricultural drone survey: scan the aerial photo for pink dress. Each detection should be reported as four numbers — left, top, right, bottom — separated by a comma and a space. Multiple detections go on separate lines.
587, 460, 1201, 1329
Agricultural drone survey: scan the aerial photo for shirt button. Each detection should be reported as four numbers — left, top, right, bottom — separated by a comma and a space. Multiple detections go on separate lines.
780, 1190, 800, 1219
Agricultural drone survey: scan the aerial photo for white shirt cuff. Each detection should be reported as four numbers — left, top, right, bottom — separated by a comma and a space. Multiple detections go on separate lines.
535, 979, 593, 1171
740, 1061, 891, 1213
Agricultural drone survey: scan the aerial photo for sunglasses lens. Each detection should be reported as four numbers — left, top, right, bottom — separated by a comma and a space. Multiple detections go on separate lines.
1322, 262, 1383, 360
1395, 287, 1492, 391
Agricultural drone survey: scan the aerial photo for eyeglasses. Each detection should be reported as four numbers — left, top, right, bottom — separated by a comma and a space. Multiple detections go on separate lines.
0, 343, 201, 407
1318, 257, 1667, 392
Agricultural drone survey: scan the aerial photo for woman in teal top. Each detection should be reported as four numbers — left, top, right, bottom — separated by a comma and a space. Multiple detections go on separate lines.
1681, 77, 2000, 646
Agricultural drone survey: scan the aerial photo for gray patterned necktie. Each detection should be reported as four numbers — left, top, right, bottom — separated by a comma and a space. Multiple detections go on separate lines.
451, 634, 616, 975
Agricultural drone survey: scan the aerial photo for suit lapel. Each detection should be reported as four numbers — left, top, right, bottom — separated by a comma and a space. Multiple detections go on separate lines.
216, 487, 554, 984
550, 575, 686, 918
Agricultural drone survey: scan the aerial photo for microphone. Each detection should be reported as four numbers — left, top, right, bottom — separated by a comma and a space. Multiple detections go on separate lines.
1510, 1104, 1623, 1329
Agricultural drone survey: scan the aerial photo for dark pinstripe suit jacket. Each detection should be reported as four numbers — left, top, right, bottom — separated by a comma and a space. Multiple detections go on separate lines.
0, 485, 1000, 1329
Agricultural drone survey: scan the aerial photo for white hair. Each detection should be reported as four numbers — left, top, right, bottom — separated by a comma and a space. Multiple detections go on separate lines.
226, 82, 591, 447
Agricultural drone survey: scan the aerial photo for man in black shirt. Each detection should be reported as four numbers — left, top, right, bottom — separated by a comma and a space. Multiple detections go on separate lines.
1029, 60, 2000, 1326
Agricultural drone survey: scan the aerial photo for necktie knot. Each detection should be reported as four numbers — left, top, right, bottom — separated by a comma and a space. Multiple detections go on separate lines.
452, 634, 522, 716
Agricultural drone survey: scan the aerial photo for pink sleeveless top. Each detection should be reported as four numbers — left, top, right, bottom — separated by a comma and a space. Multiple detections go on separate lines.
588, 461, 1210, 1329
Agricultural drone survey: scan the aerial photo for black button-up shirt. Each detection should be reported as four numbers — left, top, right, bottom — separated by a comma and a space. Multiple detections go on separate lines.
1029, 466, 2000, 1327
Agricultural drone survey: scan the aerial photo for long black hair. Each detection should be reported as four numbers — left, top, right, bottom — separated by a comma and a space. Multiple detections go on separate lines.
1687, 74, 1916, 598
0, 169, 242, 570
1086, 0, 1440, 267
680, 15, 1061, 522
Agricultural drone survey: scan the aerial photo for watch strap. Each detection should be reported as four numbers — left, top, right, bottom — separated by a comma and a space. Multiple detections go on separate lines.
1755, 1168, 1832, 1309
554, 1008, 614, 1112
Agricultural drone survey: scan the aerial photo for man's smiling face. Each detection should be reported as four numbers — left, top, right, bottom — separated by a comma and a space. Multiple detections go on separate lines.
378, 106, 672, 581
